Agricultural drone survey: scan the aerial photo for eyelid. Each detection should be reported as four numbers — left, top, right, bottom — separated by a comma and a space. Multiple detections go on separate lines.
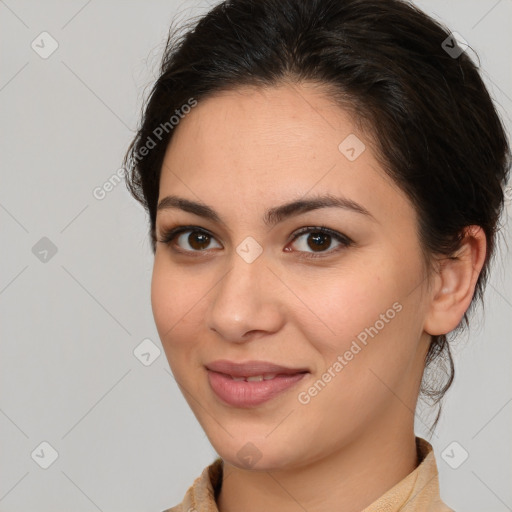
156, 224, 353, 257
290, 225, 352, 245
157, 225, 219, 255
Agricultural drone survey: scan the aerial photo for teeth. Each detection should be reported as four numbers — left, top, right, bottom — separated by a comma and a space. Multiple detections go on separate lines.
247, 375, 264, 382
231, 373, 278, 382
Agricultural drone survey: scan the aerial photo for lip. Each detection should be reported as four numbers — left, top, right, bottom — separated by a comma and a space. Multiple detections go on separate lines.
205, 359, 309, 378
205, 360, 309, 408
206, 371, 308, 408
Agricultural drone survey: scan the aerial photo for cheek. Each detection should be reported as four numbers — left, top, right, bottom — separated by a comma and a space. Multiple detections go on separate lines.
291, 256, 423, 383
290, 263, 398, 352
150, 259, 177, 339
150, 257, 207, 364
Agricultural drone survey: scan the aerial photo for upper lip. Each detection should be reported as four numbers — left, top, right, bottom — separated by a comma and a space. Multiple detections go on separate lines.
205, 360, 309, 378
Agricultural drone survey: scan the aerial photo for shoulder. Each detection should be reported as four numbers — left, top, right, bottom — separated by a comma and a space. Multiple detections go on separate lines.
161, 502, 199, 512
160, 457, 224, 512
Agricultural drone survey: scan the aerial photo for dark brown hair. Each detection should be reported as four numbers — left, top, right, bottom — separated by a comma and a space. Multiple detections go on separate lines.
124, 0, 510, 432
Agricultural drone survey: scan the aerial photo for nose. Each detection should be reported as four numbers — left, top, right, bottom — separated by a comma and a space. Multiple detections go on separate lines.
205, 252, 284, 343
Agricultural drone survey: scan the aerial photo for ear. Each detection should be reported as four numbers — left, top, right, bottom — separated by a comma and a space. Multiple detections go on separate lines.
424, 226, 487, 336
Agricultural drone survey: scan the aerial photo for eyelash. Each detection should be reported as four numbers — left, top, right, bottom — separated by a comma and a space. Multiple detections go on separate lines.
156, 225, 354, 259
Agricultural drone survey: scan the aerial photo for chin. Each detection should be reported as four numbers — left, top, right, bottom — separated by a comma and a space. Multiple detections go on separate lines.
209, 433, 304, 471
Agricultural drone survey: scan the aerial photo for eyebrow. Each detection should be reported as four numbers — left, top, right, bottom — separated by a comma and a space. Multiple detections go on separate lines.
156, 193, 375, 227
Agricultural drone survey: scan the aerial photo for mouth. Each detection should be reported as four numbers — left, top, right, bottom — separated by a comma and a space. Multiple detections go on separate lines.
205, 360, 310, 407
205, 359, 309, 378
222, 372, 303, 382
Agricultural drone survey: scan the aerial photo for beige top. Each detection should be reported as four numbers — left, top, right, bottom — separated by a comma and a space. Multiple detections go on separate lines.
163, 436, 455, 512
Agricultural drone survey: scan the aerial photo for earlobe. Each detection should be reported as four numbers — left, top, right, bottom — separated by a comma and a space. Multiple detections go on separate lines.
424, 226, 487, 336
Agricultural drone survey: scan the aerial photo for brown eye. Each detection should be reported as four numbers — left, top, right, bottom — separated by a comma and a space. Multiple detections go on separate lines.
288, 226, 353, 258
306, 232, 331, 251
186, 231, 212, 250
158, 225, 352, 258
158, 227, 222, 252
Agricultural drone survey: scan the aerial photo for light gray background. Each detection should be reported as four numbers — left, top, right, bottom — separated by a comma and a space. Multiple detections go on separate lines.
0, 1, 511, 511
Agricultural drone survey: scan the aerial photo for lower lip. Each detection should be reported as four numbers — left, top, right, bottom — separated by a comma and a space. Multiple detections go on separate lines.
207, 370, 308, 408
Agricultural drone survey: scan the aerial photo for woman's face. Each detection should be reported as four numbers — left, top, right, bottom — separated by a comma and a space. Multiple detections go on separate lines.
152, 83, 434, 470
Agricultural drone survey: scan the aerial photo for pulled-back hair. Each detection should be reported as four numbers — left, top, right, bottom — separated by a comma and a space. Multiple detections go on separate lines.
124, 0, 510, 432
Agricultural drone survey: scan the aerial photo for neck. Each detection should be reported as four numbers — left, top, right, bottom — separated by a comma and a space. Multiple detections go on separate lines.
217, 425, 418, 512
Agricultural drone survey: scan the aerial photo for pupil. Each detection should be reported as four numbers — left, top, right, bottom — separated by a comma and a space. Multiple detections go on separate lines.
308, 233, 330, 251
190, 232, 210, 250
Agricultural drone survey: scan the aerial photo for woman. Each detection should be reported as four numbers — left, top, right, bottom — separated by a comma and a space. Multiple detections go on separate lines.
124, 0, 510, 510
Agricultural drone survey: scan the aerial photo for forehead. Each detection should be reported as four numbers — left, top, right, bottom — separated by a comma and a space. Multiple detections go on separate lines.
163, 83, 357, 176
158, 83, 411, 224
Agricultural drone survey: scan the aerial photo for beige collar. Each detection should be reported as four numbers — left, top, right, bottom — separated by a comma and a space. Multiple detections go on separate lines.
164, 436, 454, 512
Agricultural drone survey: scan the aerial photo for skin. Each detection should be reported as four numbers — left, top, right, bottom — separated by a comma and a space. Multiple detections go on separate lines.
151, 82, 486, 512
